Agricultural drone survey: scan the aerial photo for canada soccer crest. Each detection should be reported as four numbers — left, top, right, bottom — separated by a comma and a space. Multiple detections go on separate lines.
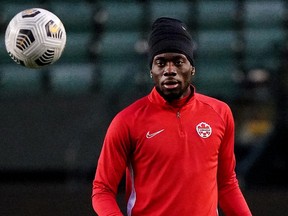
196, 122, 212, 138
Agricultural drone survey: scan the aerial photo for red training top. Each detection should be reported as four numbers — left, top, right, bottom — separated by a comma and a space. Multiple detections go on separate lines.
92, 86, 252, 216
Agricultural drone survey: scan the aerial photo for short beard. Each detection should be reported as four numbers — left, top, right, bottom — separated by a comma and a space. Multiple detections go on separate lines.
155, 86, 184, 102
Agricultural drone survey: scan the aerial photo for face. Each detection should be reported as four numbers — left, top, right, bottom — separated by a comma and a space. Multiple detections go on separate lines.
150, 53, 195, 102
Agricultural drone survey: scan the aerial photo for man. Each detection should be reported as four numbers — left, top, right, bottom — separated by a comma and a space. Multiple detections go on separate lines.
92, 17, 252, 216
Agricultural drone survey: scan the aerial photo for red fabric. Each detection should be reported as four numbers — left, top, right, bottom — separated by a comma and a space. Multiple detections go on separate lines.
92, 87, 251, 216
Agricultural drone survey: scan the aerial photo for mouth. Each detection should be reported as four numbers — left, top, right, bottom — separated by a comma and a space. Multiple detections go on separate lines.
162, 80, 179, 89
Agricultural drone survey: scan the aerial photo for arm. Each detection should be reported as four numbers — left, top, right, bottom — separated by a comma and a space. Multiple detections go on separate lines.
217, 107, 252, 216
92, 114, 131, 216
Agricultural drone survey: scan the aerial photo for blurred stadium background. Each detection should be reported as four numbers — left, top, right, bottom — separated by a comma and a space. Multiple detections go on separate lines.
0, 0, 288, 215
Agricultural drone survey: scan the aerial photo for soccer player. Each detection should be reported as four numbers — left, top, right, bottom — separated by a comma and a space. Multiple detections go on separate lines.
92, 17, 252, 216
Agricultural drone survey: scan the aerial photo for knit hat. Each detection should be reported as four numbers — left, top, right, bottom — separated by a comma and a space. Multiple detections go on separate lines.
148, 17, 194, 68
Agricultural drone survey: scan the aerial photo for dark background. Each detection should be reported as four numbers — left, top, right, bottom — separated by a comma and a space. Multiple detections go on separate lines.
0, 0, 288, 215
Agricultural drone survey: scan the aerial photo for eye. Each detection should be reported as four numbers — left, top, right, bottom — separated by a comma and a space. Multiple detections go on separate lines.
155, 59, 166, 67
174, 59, 184, 66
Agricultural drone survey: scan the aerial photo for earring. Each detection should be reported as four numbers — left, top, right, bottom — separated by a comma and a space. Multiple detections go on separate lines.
150, 73, 153, 78
191, 68, 195, 76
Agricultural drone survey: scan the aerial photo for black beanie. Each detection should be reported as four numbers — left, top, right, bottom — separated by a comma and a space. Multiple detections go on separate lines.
148, 17, 194, 68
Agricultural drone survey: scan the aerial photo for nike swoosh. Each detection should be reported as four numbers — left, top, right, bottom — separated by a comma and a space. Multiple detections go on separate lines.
146, 129, 165, 139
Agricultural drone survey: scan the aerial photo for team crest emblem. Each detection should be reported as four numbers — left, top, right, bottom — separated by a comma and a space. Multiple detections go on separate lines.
196, 122, 212, 138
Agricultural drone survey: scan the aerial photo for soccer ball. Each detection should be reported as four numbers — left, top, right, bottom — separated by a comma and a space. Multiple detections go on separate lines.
5, 8, 66, 68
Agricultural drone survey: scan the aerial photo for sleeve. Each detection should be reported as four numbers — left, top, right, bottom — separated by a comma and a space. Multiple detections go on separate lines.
92, 113, 132, 216
217, 106, 252, 216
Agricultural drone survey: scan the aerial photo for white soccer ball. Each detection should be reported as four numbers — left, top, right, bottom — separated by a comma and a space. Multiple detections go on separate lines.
5, 8, 66, 68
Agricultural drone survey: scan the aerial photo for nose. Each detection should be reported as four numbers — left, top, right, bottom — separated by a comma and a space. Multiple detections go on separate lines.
163, 62, 177, 76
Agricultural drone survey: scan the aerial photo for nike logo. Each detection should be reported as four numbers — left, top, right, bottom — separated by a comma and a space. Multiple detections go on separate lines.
146, 129, 165, 139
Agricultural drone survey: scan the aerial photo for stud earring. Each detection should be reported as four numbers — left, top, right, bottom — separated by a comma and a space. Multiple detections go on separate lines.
191, 68, 195, 76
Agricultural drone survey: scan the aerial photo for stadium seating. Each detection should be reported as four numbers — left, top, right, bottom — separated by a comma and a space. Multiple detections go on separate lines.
1, 0, 288, 200
60, 32, 91, 63
195, 59, 239, 99
196, 30, 236, 60
49, 63, 94, 95
0, 64, 43, 96
98, 1, 143, 32
98, 31, 141, 62
150, 1, 192, 22
0, 0, 286, 99
243, 1, 285, 70
197, 1, 236, 30
243, 1, 284, 29
244, 28, 285, 69
194, 0, 238, 99
49, 1, 94, 33
0, 1, 96, 96
0, 35, 10, 64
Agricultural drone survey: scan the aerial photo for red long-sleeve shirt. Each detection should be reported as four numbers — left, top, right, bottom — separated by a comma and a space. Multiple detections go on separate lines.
92, 86, 252, 216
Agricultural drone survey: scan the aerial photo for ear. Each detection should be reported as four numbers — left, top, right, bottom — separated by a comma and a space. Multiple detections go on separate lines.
191, 66, 195, 76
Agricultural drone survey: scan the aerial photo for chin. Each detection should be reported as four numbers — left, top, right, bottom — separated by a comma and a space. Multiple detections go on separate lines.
156, 86, 182, 101
162, 92, 182, 101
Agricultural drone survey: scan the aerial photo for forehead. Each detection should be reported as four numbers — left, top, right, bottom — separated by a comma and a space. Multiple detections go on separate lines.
153, 53, 187, 60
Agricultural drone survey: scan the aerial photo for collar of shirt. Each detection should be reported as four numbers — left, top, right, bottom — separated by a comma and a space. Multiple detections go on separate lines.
148, 85, 195, 109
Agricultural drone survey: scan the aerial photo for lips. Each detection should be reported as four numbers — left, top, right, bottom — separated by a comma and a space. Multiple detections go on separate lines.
162, 80, 179, 89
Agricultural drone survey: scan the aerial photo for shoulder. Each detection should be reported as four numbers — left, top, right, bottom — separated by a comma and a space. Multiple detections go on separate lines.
195, 93, 229, 107
105, 96, 150, 137
194, 93, 233, 119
